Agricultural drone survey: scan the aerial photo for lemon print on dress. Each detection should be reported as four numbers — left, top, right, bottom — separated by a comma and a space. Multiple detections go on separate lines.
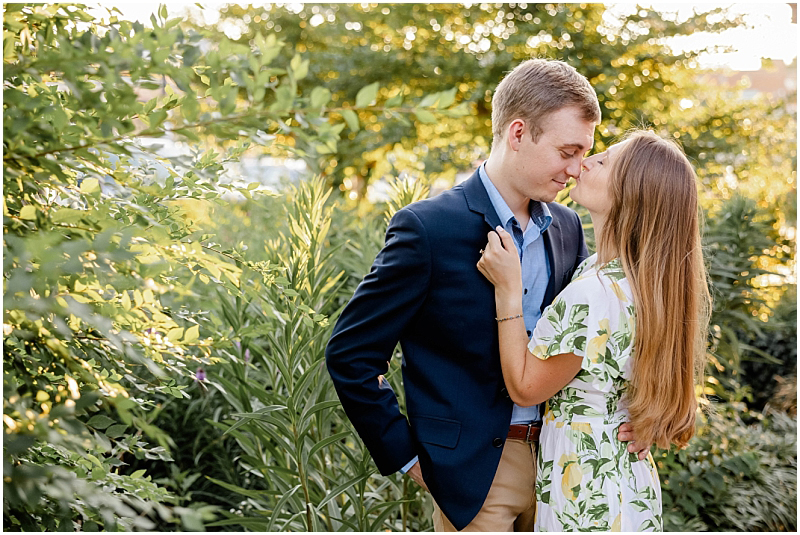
558, 453, 582, 501
530, 343, 548, 358
586, 332, 608, 364
610, 281, 628, 302
570, 422, 592, 434
611, 513, 622, 531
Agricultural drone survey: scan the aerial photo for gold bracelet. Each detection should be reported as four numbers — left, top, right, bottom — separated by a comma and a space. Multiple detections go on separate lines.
496, 314, 523, 323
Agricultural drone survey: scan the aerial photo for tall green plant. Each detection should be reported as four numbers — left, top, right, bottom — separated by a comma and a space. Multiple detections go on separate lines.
201, 176, 434, 531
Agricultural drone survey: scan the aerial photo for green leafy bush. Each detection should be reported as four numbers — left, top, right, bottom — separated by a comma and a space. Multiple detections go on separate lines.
3, 4, 466, 529
737, 286, 797, 411
703, 195, 793, 403
659, 405, 797, 531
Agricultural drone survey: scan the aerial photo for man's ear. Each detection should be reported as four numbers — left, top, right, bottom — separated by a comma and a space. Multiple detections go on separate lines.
507, 119, 526, 151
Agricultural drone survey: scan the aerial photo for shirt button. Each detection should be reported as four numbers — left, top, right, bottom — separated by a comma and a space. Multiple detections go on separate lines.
527, 330, 532, 337
492, 438, 504, 448
524, 288, 528, 294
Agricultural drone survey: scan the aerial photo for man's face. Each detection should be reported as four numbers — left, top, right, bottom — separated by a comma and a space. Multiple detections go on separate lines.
509, 106, 596, 203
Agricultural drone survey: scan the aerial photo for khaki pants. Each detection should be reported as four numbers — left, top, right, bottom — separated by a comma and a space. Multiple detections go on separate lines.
432, 439, 538, 532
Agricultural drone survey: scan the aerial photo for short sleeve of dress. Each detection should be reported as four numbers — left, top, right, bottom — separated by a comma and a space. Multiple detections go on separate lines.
527, 277, 598, 361
528, 272, 632, 393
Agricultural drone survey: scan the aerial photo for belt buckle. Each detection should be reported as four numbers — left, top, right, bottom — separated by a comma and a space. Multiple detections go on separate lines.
525, 423, 535, 443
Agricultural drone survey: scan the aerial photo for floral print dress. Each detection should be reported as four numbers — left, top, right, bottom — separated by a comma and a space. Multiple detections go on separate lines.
529, 253, 662, 532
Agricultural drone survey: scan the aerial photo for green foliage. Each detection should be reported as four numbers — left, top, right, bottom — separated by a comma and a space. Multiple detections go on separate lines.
735, 285, 797, 411
741, 293, 797, 408
3, 3, 464, 529
4, 2, 795, 532
3, 4, 229, 529
194, 3, 756, 195
703, 195, 793, 402
185, 177, 430, 531
659, 405, 797, 531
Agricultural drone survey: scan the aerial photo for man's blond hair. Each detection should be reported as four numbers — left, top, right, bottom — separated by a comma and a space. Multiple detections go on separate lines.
491, 59, 600, 145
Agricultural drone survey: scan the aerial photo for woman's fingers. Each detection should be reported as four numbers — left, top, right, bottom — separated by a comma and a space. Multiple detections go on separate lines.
486, 230, 503, 252
495, 226, 515, 251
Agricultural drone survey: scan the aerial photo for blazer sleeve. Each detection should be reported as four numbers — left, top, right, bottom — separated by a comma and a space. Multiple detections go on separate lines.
325, 207, 431, 476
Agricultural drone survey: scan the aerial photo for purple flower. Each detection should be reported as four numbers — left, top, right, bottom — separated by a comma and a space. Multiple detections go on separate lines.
233, 340, 241, 351
195, 367, 206, 381
244, 349, 251, 363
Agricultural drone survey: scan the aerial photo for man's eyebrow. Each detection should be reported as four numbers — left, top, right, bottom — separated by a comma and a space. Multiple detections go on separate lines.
558, 143, 589, 151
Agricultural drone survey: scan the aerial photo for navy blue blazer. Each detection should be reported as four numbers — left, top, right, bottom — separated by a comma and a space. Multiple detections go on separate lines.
325, 170, 588, 529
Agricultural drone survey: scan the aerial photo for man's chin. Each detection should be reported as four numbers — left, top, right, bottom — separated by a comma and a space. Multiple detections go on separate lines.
531, 193, 558, 204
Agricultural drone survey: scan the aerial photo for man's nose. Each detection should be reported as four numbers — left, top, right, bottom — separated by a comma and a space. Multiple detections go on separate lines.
567, 159, 583, 178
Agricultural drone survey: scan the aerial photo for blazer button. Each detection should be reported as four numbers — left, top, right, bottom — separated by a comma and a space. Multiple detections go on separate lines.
493, 437, 503, 448
500, 387, 510, 399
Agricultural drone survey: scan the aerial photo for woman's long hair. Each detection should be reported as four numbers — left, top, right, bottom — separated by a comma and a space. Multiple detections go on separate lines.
598, 130, 711, 450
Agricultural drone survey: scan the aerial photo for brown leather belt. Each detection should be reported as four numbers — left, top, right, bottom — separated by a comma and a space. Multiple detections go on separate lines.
507, 423, 541, 443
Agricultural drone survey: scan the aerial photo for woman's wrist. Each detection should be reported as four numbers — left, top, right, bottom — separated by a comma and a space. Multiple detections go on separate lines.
495, 291, 523, 317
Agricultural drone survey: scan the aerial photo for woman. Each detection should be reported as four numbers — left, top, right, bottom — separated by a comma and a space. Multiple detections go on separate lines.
477, 130, 711, 531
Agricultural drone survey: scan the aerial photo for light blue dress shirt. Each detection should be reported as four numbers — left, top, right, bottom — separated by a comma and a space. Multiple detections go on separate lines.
400, 164, 553, 474
478, 162, 552, 425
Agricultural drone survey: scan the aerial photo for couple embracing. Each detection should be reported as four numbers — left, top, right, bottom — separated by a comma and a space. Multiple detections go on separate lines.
326, 59, 710, 532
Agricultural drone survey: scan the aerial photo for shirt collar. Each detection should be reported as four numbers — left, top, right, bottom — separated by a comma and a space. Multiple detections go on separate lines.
478, 162, 552, 233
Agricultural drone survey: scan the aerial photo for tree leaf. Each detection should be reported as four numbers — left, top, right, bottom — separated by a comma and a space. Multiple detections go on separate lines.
414, 109, 437, 124
341, 109, 359, 131
290, 54, 309, 80
355, 82, 379, 108
105, 424, 128, 438
306, 431, 350, 462
79, 178, 100, 194
19, 205, 37, 220
86, 414, 115, 430
418, 92, 440, 108
167, 327, 184, 342
310, 86, 332, 109
183, 324, 200, 343
385, 94, 403, 107
266, 485, 302, 532
436, 87, 457, 109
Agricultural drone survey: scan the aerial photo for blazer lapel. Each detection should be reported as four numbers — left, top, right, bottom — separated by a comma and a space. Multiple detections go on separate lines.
462, 170, 502, 230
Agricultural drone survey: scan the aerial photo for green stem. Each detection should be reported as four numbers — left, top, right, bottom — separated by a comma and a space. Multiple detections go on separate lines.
294, 424, 314, 531
402, 475, 409, 532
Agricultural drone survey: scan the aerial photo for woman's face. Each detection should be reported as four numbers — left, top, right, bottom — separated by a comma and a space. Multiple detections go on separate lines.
570, 140, 629, 216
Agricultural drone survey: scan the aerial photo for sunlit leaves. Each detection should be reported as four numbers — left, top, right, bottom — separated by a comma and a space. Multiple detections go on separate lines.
289, 53, 310, 80
310, 86, 332, 109
355, 81, 379, 108
341, 109, 359, 132
3, 2, 456, 529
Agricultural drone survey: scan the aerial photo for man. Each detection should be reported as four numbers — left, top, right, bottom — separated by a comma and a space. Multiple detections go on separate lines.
326, 59, 644, 531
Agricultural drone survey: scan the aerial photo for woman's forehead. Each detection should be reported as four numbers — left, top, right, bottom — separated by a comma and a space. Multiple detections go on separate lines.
606, 138, 633, 158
